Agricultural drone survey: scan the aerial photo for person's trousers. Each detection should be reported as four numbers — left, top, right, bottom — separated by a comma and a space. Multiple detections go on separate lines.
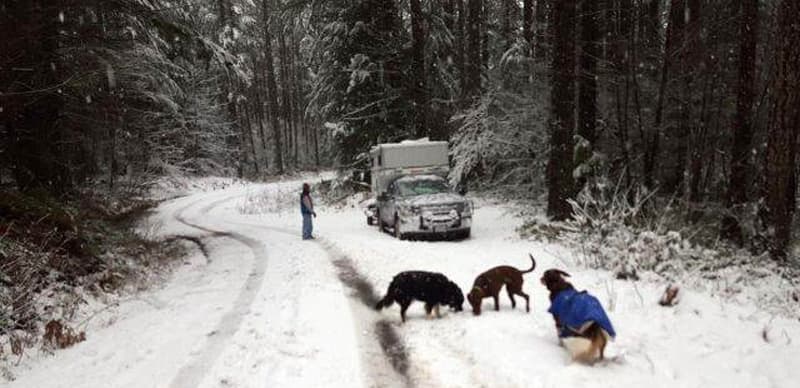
302, 213, 313, 239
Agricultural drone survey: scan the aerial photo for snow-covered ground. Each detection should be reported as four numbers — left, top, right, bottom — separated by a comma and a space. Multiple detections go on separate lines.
6, 176, 800, 388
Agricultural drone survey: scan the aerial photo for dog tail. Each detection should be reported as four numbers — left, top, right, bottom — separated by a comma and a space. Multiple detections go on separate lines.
375, 294, 394, 310
521, 254, 537, 274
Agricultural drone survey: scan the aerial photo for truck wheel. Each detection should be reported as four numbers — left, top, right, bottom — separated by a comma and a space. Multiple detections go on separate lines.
367, 216, 374, 226
460, 229, 471, 240
394, 215, 405, 240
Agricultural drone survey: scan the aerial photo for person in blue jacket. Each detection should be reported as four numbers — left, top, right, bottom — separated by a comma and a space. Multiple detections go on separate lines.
300, 183, 316, 239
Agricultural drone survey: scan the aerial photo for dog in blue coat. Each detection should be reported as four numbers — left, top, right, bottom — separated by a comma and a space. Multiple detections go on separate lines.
541, 269, 616, 364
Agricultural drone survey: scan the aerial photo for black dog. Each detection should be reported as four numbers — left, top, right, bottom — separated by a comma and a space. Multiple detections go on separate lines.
375, 271, 464, 323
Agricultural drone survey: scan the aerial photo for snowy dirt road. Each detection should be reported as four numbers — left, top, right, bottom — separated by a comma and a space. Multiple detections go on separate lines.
7, 178, 800, 388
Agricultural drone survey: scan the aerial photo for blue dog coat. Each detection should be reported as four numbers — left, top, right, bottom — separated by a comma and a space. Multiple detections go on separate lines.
548, 289, 616, 338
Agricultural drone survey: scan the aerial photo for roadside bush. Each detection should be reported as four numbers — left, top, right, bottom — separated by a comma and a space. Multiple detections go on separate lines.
0, 189, 182, 369
518, 177, 800, 318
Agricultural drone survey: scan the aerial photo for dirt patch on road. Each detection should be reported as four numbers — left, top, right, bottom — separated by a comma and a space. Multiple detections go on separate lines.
331, 256, 412, 385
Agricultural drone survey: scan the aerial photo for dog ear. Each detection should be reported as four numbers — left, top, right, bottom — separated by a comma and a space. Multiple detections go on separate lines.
556, 269, 571, 278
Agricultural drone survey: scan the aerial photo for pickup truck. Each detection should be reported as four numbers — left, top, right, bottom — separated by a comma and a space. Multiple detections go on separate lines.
366, 139, 472, 240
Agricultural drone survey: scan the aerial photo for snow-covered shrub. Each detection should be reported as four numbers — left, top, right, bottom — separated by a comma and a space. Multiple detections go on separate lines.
0, 190, 184, 370
449, 86, 549, 198
520, 176, 800, 318
239, 184, 301, 215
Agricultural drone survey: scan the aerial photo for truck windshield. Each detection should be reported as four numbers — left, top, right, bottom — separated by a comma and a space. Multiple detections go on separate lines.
396, 179, 450, 196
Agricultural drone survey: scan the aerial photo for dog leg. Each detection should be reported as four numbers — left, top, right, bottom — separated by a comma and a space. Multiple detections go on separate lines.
424, 303, 433, 318
518, 291, 530, 313
434, 305, 441, 318
508, 283, 529, 312
493, 294, 500, 311
506, 287, 517, 309
400, 301, 411, 323
597, 329, 610, 360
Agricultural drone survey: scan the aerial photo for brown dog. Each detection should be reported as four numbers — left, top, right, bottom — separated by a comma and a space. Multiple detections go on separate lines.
540, 269, 573, 302
467, 254, 536, 315
540, 269, 616, 364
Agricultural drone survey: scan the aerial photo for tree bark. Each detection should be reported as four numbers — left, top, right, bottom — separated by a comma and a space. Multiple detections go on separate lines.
578, 0, 599, 146
535, 0, 549, 60
665, 0, 702, 194
5, 0, 67, 192
523, 0, 534, 49
547, 0, 577, 221
646, 0, 685, 189
501, 0, 514, 53
252, 55, 270, 171
455, 0, 467, 101
410, 0, 429, 138
262, 0, 284, 174
722, 0, 759, 243
464, 0, 483, 101
481, 1, 490, 73
764, 0, 800, 260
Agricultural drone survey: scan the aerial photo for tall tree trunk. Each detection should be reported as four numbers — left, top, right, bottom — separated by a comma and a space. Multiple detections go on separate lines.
481, 1, 490, 73
242, 103, 260, 176
639, 0, 660, 50
722, 0, 759, 243
410, 0, 429, 138
455, 0, 467, 101
523, 0, 534, 50
578, 0, 599, 146
523, 0, 535, 84
764, 0, 800, 260
252, 56, 270, 171
5, 0, 67, 192
535, 0, 549, 60
277, 22, 298, 167
501, 0, 514, 53
547, 0, 577, 221
313, 122, 320, 167
290, 29, 306, 166
262, 0, 284, 173
464, 0, 483, 101
666, 0, 702, 194
646, 0, 685, 189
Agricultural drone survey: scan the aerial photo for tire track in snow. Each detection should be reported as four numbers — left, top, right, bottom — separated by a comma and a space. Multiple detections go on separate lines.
167, 191, 414, 388
328, 252, 413, 387
226, 219, 415, 388
167, 194, 269, 388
